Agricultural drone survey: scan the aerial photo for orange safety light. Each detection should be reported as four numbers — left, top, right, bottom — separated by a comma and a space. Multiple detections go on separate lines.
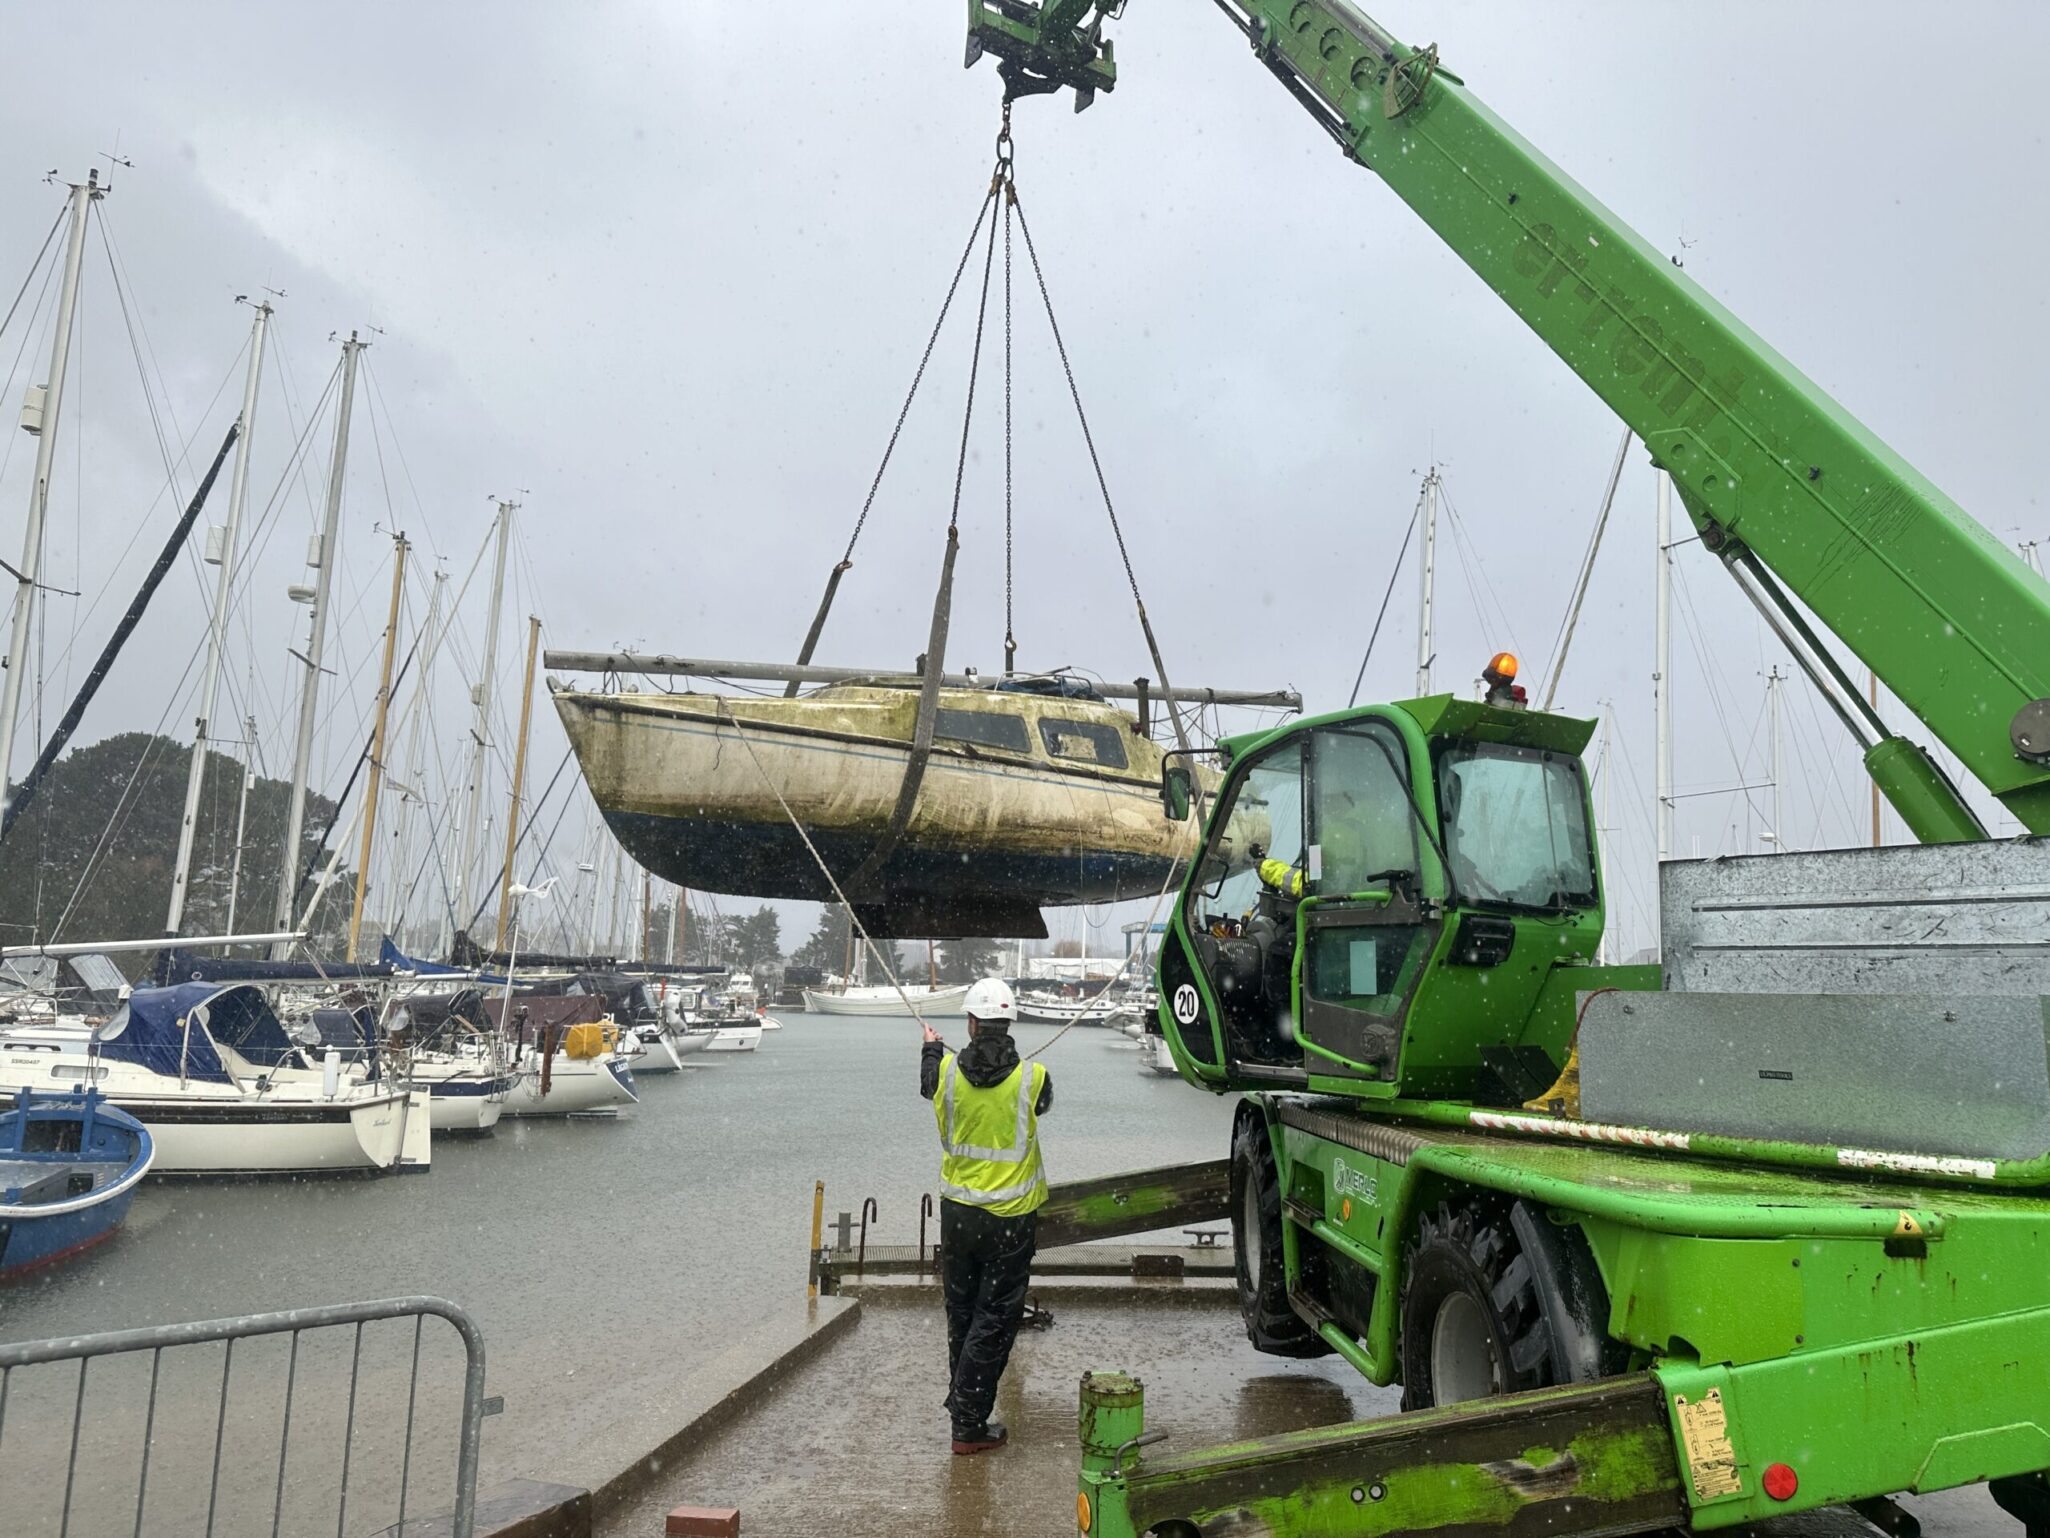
1482, 651, 1528, 708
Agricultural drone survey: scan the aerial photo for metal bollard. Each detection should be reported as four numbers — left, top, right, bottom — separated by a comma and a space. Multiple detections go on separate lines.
833, 1209, 853, 1254
1078, 1370, 1150, 1538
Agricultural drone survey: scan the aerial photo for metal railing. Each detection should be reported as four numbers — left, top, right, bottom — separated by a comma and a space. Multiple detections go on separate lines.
0, 1294, 494, 1538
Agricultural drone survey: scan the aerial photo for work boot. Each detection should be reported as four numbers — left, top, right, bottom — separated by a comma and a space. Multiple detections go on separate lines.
952, 1420, 1008, 1456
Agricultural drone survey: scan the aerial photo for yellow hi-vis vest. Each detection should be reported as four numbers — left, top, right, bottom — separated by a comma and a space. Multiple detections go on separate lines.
934, 1052, 1049, 1218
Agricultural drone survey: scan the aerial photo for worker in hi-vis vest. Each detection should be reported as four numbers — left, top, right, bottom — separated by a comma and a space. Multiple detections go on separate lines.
920, 977, 1052, 1455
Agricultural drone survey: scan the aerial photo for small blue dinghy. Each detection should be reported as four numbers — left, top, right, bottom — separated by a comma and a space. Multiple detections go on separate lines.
0, 1087, 154, 1280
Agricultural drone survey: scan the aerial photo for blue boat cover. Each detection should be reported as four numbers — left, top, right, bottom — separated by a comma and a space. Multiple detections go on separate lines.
96, 983, 299, 1083
379, 937, 475, 977
151, 949, 393, 986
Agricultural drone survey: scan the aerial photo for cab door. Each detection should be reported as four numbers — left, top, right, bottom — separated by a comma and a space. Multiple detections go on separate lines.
1293, 722, 1438, 1085
1160, 736, 1308, 1082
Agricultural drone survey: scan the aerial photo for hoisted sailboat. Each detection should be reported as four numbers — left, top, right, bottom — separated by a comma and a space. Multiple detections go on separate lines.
550, 662, 1291, 936
553, 108, 1298, 937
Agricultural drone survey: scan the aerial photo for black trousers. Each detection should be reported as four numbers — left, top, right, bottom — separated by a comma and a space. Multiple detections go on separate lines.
939, 1199, 1038, 1431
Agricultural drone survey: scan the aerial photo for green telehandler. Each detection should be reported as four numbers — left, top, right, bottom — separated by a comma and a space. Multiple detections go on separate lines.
960, 4, 2050, 1537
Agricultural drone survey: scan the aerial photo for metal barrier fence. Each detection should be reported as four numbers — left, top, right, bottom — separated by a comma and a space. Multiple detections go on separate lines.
0, 1294, 493, 1538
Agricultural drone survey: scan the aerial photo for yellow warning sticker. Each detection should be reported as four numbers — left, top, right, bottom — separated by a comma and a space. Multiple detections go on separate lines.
1894, 1211, 1924, 1238
1673, 1389, 1742, 1500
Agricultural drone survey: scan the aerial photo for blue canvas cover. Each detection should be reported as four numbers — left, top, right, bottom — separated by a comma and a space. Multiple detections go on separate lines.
95, 983, 300, 1082
95, 983, 231, 1083
151, 949, 393, 986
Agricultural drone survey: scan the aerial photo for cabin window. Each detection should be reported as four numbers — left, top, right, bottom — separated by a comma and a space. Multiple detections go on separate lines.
1438, 743, 1597, 911
48, 1063, 106, 1083
935, 708, 1031, 754
1039, 717, 1130, 770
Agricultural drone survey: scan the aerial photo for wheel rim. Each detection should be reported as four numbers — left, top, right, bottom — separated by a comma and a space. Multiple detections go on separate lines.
1429, 1291, 1501, 1404
1241, 1169, 1265, 1288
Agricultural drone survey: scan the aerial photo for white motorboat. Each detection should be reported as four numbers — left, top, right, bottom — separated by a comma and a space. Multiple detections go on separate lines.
0, 984, 428, 1175
702, 1021, 763, 1054
802, 983, 972, 1018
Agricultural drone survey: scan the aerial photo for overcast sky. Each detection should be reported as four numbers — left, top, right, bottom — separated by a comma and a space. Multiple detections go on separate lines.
0, 1, 2043, 960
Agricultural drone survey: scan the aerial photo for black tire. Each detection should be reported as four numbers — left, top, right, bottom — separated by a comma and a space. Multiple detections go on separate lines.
1230, 1111, 1330, 1358
1398, 1197, 1621, 1411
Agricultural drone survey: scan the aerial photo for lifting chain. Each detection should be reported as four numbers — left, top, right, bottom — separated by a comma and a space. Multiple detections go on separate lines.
1000, 99, 1019, 675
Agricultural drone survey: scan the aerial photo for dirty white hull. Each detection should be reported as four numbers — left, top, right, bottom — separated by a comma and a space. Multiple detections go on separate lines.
553, 684, 1199, 933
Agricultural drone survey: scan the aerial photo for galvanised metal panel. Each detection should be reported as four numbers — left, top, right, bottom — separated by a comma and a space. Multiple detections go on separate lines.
1659, 840, 2050, 996
1579, 990, 2050, 1162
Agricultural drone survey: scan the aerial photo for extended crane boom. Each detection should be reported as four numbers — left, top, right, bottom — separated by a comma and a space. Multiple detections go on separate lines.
968, 0, 2050, 839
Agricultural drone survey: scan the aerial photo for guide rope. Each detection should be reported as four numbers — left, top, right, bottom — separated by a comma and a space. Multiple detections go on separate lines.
715, 689, 1192, 1058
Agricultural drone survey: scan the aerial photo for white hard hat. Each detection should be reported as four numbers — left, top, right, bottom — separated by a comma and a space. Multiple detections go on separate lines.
963, 977, 1017, 1024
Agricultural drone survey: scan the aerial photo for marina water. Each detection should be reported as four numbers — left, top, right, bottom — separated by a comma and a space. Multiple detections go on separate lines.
0, 1013, 1235, 1499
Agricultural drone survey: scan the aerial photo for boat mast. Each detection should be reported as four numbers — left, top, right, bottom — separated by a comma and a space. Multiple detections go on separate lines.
1413, 466, 1439, 696
1766, 665, 1785, 853
493, 616, 541, 950
166, 299, 271, 935
225, 714, 258, 933
0, 171, 100, 851
1654, 469, 1675, 863
640, 872, 652, 963
450, 498, 514, 955
347, 533, 410, 960
272, 332, 364, 955
387, 567, 448, 945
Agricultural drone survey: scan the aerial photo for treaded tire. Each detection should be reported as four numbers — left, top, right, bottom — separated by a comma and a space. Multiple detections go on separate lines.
1230, 1111, 1330, 1358
1398, 1197, 1620, 1410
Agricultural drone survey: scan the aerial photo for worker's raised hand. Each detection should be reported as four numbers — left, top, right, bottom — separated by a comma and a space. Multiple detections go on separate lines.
922, 1021, 941, 1044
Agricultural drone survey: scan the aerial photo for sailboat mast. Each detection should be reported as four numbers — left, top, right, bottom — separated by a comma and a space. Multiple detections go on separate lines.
1413, 467, 1439, 696
387, 567, 447, 942
272, 332, 364, 954
0, 171, 100, 847
225, 715, 258, 934
347, 533, 410, 960
493, 616, 541, 951
451, 499, 514, 953
167, 299, 271, 935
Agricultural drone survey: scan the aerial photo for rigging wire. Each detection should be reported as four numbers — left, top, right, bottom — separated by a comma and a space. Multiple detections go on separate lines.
786, 176, 1003, 683
1347, 499, 1420, 708
0, 205, 65, 347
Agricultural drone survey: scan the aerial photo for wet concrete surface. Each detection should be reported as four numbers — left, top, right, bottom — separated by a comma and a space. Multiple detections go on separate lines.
595, 1289, 2019, 1538
597, 1288, 1385, 1537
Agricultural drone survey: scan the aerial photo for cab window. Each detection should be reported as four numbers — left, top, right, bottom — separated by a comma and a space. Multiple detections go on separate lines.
1438, 743, 1596, 911
1193, 740, 1304, 923
1308, 723, 1416, 895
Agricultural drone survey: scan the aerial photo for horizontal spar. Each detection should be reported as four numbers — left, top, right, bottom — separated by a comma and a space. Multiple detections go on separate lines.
543, 650, 1302, 711
0, 930, 307, 959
